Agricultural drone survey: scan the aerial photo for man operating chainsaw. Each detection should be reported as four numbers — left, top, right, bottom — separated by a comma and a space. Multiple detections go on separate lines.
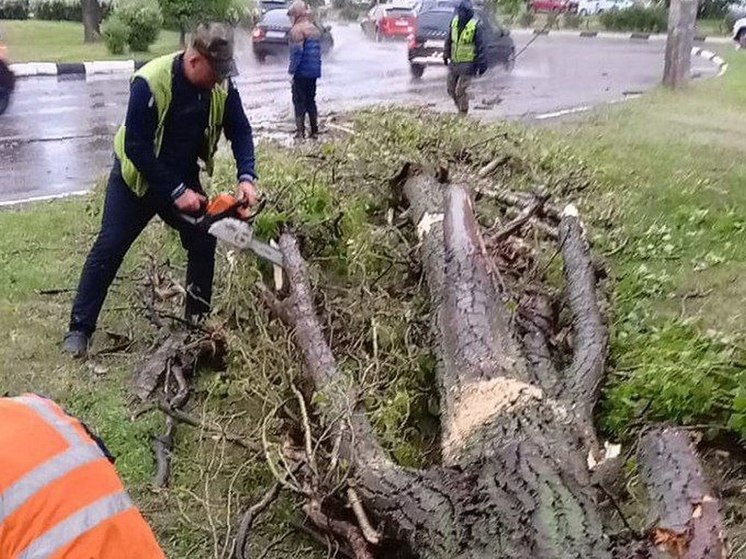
63, 23, 259, 358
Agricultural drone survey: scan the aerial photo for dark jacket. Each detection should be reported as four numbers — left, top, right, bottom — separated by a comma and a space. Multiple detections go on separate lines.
288, 17, 322, 79
123, 55, 257, 203
443, 1, 487, 76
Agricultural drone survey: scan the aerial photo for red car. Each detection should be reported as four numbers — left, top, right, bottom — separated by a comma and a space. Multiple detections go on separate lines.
361, 5, 417, 41
530, 0, 578, 12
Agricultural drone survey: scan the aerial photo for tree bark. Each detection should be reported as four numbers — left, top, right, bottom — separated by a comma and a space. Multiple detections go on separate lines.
638, 427, 726, 558
663, 0, 698, 88
81, 0, 101, 43
266, 170, 724, 559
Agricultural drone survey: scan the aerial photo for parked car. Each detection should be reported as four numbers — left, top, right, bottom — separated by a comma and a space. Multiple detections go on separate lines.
407, 7, 514, 78
361, 5, 417, 41
733, 16, 746, 47
413, 0, 487, 12
0, 40, 14, 116
577, 0, 632, 15
530, 0, 578, 13
251, 9, 334, 63
727, 0, 746, 20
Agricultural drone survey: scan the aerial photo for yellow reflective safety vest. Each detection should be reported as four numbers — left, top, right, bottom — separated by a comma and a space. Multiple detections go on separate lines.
113, 52, 228, 197
450, 16, 478, 63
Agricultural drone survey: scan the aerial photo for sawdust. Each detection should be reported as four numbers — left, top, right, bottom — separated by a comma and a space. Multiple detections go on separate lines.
443, 377, 544, 459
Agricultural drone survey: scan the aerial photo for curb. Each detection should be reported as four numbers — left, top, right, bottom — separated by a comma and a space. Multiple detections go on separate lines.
511, 28, 733, 44
692, 46, 729, 77
10, 59, 147, 78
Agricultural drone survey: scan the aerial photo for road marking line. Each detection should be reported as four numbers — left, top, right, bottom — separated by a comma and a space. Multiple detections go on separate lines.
534, 105, 592, 120
0, 190, 90, 208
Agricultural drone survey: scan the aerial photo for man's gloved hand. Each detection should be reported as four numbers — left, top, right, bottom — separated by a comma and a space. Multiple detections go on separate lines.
236, 180, 259, 219
174, 188, 206, 214
443, 55, 450, 66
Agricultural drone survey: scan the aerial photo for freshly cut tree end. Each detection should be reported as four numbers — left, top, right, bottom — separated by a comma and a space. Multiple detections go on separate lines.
638, 426, 726, 559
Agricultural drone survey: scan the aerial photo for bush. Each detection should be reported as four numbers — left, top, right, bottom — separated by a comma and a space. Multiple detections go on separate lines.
600, 6, 668, 33
563, 11, 582, 28
33, 0, 81, 21
0, 0, 29, 19
101, 13, 130, 54
116, 0, 163, 52
518, 9, 535, 27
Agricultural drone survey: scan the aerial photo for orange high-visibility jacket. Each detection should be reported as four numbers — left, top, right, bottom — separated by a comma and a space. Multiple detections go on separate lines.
0, 394, 166, 559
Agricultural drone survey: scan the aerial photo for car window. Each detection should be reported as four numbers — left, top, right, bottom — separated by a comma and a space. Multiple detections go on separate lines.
416, 10, 452, 31
262, 9, 291, 25
384, 7, 415, 16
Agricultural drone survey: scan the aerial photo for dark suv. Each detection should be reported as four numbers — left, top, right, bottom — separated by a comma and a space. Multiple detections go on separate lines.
407, 7, 514, 78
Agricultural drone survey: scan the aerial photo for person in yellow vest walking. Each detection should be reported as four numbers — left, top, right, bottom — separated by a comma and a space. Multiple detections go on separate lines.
443, 0, 487, 115
63, 23, 259, 358
0, 394, 166, 557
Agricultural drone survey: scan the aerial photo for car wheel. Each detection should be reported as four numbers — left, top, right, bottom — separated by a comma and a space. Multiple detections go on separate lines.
254, 52, 267, 64
410, 63, 425, 78
0, 88, 10, 116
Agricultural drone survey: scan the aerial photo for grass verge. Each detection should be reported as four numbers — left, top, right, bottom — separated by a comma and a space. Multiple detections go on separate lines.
0, 20, 180, 63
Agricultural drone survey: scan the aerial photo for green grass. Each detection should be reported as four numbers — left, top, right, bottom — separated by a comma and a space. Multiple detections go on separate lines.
0, 20, 180, 63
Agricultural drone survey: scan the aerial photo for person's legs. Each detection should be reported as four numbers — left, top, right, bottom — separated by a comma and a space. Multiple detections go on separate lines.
291, 77, 306, 138
67, 164, 154, 352
446, 69, 458, 108
305, 78, 318, 138
455, 74, 471, 114
158, 207, 217, 321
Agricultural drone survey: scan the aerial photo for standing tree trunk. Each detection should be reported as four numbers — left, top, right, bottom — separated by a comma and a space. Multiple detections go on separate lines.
82, 0, 101, 43
663, 0, 698, 88
264, 170, 725, 558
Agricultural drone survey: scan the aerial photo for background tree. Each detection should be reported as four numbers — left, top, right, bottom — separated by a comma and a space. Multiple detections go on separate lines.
81, 0, 101, 42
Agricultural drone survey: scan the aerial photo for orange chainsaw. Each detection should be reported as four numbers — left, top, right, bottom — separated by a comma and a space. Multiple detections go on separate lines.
180, 194, 284, 267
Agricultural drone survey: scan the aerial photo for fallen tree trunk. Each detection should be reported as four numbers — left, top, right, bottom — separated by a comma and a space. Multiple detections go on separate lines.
639, 427, 726, 559
264, 171, 724, 558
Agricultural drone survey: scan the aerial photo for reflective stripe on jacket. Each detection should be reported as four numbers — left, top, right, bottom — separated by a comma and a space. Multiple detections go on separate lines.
113, 52, 228, 197
450, 16, 478, 63
0, 395, 166, 558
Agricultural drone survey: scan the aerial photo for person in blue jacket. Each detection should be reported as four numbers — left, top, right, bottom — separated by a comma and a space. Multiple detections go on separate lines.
288, 0, 322, 139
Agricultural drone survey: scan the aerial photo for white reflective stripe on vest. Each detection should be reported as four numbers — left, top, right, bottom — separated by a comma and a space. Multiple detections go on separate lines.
11, 396, 86, 447
17, 491, 134, 559
0, 442, 103, 524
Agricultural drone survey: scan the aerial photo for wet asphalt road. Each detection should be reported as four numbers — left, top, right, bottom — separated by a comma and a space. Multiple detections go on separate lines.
0, 24, 717, 204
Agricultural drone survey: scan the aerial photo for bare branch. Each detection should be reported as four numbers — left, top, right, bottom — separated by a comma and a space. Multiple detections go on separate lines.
305, 499, 375, 559
234, 483, 282, 559
558, 206, 608, 420
346, 488, 381, 545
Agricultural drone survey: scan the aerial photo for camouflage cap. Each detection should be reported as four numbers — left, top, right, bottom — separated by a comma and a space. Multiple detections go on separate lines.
191, 22, 238, 80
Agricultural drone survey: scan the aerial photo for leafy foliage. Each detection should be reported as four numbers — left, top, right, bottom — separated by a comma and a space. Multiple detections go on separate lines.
158, 0, 252, 33
599, 6, 668, 33
101, 12, 129, 54
0, 0, 29, 19
115, 0, 163, 51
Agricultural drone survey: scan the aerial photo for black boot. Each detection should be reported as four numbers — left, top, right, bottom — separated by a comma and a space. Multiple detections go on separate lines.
294, 117, 305, 139
308, 115, 319, 140
62, 330, 90, 359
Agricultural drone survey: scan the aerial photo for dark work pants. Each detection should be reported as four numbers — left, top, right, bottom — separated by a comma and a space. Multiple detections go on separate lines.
69, 161, 217, 336
291, 76, 318, 134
